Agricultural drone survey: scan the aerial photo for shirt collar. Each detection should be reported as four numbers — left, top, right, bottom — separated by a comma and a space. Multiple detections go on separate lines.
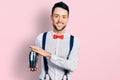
50, 31, 68, 39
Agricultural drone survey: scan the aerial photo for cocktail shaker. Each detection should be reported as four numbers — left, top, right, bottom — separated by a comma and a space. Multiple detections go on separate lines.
29, 50, 39, 71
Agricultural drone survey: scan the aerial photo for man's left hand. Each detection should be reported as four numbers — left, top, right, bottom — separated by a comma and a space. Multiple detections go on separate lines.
29, 45, 51, 59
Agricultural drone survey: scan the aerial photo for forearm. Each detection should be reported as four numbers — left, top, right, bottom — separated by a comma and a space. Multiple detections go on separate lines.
50, 54, 79, 72
29, 45, 52, 59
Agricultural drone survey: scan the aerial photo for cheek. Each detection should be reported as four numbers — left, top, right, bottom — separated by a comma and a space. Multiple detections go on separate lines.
63, 19, 68, 24
52, 20, 58, 26
53, 21, 57, 25
51, 19, 56, 24
52, 18, 58, 23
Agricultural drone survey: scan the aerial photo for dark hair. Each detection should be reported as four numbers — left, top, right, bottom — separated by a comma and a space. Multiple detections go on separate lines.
51, 2, 69, 15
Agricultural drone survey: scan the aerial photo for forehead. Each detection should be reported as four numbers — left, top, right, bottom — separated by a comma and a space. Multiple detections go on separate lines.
53, 7, 68, 16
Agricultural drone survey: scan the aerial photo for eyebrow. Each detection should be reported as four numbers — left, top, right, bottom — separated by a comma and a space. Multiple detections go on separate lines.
53, 14, 67, 16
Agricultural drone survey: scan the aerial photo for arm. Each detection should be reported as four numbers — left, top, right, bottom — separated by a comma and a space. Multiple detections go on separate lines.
50, 38, 80, 72
30, 35, 80, 72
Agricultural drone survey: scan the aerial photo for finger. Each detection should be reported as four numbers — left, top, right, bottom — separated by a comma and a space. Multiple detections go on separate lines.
32, 49, 40, 54
29, 46, 37, 50
29, 45, 33, 49
31, 48, 36, 52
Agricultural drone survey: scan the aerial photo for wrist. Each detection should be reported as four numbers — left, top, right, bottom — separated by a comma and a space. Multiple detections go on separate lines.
46, 52, 52, 59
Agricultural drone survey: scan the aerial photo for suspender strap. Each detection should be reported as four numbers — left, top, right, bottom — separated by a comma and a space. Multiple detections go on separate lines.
42, 32, 52, 80
42, 32, 48, 73
42, 32, 47, 50
62, 35, 74, 80
67, 35, 74, 59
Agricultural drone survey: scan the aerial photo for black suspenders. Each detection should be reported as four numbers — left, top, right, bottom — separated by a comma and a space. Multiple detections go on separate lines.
62, 35, 74, 80
42, 32, 74, 80
42, 32, 52, 80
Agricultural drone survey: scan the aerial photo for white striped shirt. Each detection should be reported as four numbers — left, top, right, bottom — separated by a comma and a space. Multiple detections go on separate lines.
35, 31, 80, 80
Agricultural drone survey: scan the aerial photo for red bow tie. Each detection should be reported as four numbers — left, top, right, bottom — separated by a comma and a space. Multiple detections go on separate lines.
53, 35, 64, 39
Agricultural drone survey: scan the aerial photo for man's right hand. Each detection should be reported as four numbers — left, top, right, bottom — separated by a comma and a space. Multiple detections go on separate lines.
28, 67, 37, 72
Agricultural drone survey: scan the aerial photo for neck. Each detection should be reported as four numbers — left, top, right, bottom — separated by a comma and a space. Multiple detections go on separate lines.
53, 29, 65, 35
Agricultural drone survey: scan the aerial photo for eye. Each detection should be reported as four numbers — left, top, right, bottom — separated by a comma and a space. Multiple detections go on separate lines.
54, 15, 59, 18
63, 16, 67, 19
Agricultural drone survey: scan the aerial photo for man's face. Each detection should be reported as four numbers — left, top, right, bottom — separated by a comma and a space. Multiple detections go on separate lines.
51, 7, 69, 31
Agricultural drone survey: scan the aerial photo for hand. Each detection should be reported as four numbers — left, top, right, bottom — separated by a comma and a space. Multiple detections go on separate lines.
29, 45, 52, 59
29, 45, 45, 55
28, 67, 37, 72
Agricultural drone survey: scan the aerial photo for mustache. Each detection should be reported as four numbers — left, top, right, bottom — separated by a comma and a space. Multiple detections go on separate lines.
53, 24, 66, 31
57, 21, 63, 24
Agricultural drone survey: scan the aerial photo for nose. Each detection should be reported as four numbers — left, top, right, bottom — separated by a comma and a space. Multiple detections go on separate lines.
58, 17, 62, 22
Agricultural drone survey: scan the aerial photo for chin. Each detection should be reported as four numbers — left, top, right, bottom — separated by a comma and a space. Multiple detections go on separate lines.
53, 24, 66, 31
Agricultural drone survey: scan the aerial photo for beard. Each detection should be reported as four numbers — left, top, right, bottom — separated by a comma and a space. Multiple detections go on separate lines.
53, 24, 66, 31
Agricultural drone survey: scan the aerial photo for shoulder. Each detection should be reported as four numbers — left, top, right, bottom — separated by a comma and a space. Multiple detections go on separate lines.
36, 31, 51, 40
68, 33, 80, 42
68, 34, 80, 46
73, 36, 80, 45
35, 33, 43, 41
74, 36, 80, 42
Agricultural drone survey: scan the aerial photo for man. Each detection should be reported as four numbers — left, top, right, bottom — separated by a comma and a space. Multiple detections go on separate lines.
29, 2, 80, 80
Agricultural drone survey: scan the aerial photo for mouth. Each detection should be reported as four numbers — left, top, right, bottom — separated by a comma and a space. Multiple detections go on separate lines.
57, 23, 64, 27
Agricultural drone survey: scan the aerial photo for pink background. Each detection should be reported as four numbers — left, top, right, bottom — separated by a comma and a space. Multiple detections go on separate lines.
0, 0, 120, 80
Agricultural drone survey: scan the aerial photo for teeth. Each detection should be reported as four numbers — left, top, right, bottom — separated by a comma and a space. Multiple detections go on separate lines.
58, 23, 63, 26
